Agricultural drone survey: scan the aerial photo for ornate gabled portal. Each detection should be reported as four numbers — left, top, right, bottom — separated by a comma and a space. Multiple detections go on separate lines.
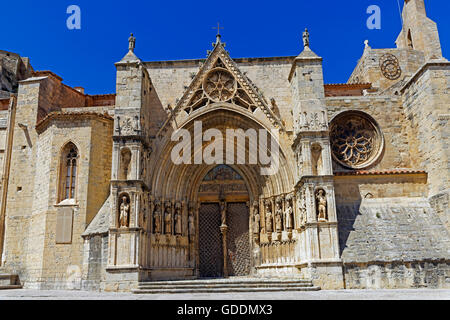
198, 165, 251, 278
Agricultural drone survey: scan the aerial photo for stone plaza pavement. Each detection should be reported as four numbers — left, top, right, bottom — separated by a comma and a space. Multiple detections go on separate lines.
0, 288, 449, 300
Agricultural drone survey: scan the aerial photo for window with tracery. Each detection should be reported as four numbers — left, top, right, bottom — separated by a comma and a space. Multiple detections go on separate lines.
60, 143, 78, 201
330, 112, 383, 169
184, 59, 259, 114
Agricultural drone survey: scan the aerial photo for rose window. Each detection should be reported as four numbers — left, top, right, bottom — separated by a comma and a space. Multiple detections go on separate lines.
202, 68, 237, 102
330, 112, 383, 169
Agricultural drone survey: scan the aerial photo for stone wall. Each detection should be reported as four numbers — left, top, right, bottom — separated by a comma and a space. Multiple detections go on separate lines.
336, 196, 450, 288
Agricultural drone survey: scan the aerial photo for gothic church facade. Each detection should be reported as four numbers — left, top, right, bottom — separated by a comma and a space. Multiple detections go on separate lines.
0, 0, 449, 291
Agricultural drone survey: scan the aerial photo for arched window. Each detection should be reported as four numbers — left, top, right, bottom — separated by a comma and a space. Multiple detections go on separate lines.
60, 143, 78, 201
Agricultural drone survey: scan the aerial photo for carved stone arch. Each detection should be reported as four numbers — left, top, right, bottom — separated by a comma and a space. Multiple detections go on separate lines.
150, 107, 294, 201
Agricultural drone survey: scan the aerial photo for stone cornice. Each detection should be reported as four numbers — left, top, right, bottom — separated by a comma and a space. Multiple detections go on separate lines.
400, 59, 450, 93
35, 111, 113, 134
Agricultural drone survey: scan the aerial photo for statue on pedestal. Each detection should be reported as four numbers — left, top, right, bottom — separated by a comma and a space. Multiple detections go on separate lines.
316, 189, 327, 222
264, 200, 273, 233
275, 197, 283, 232
252, 201, 260, 234
164, 201, 173, 234
285, 194, 293, 231
174, 202, 182, 235
188, 205, 195, 239
119, 195, 130, 228
153, 200, 161, 234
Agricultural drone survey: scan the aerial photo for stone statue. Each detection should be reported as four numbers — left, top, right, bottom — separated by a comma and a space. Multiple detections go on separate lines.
164, 201, 172, 234
174, 202, 182, 235
252, 201, 260, 234
285, 195, 293, 231
153, 200, 161, 234
299, 190, 307, 225
129, 33, 136, 52
119, 195, 130, 228
275, 197, 283, 232
303, 28, 310, 48
265, 200, 273, 233
316, 189, 327, 222
188, 205, 195, 239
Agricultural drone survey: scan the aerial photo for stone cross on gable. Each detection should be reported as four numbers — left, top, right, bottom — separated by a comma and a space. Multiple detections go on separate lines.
212, 22, 224, 45
129, 33, 136, 52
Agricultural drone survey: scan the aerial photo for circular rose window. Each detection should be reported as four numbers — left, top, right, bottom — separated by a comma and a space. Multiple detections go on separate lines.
202, 68, 237, 102
330, 111, 384, 169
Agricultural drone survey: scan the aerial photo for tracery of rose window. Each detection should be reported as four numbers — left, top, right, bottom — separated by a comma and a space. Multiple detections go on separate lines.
330, 112, 383, 169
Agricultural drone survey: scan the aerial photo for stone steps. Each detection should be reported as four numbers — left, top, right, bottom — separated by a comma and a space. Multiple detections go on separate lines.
0, 274, 22, 290
133, 278, 320, 294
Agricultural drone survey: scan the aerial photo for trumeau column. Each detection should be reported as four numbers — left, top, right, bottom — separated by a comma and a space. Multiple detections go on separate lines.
105, 34, 152, 290
289, 30, 343, 289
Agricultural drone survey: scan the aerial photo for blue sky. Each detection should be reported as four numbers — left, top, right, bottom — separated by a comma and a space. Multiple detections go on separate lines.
1, 0, 449, 94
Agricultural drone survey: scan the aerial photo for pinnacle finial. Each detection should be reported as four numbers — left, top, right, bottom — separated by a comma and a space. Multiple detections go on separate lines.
213, 22, 224, 45
128, 33, 136, 52
303, 28, 310, 49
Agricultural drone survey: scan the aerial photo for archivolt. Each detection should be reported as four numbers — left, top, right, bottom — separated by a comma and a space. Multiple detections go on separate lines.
150, 105, 294, 201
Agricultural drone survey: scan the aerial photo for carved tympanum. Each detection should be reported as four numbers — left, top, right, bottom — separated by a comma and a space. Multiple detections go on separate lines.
330, 112, 383, 169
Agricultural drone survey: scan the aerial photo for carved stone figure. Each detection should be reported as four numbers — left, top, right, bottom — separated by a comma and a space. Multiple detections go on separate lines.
128, 33, 136, 52
275, 197, 283, 232
252, 201, 260, 234
188, 205, 195, 239
264, 200, 273, 233
164, 201, 172, 234
153, 200, 161, 234
174, 202, 182, 235
303, 28, 310, 48
316, 189, 327, 222
285, 195, 293, 231
299, 189, 307, 225
119, 195, 130, 228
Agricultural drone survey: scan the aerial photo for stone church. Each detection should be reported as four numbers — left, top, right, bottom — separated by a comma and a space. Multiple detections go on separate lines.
0, 0, 448, 291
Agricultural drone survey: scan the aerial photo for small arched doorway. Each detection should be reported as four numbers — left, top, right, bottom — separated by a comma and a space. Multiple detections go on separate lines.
197, 165, 252, 278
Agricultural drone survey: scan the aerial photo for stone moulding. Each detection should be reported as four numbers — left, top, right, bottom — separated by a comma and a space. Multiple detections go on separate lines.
35, 111, 113, 134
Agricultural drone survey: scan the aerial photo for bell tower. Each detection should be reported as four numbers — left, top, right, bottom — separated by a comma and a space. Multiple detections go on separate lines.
396, 0, 442, 60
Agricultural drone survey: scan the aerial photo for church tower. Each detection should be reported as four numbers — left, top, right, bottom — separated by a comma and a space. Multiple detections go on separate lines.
396, 0, 442, 60
289, 30, 343, 289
